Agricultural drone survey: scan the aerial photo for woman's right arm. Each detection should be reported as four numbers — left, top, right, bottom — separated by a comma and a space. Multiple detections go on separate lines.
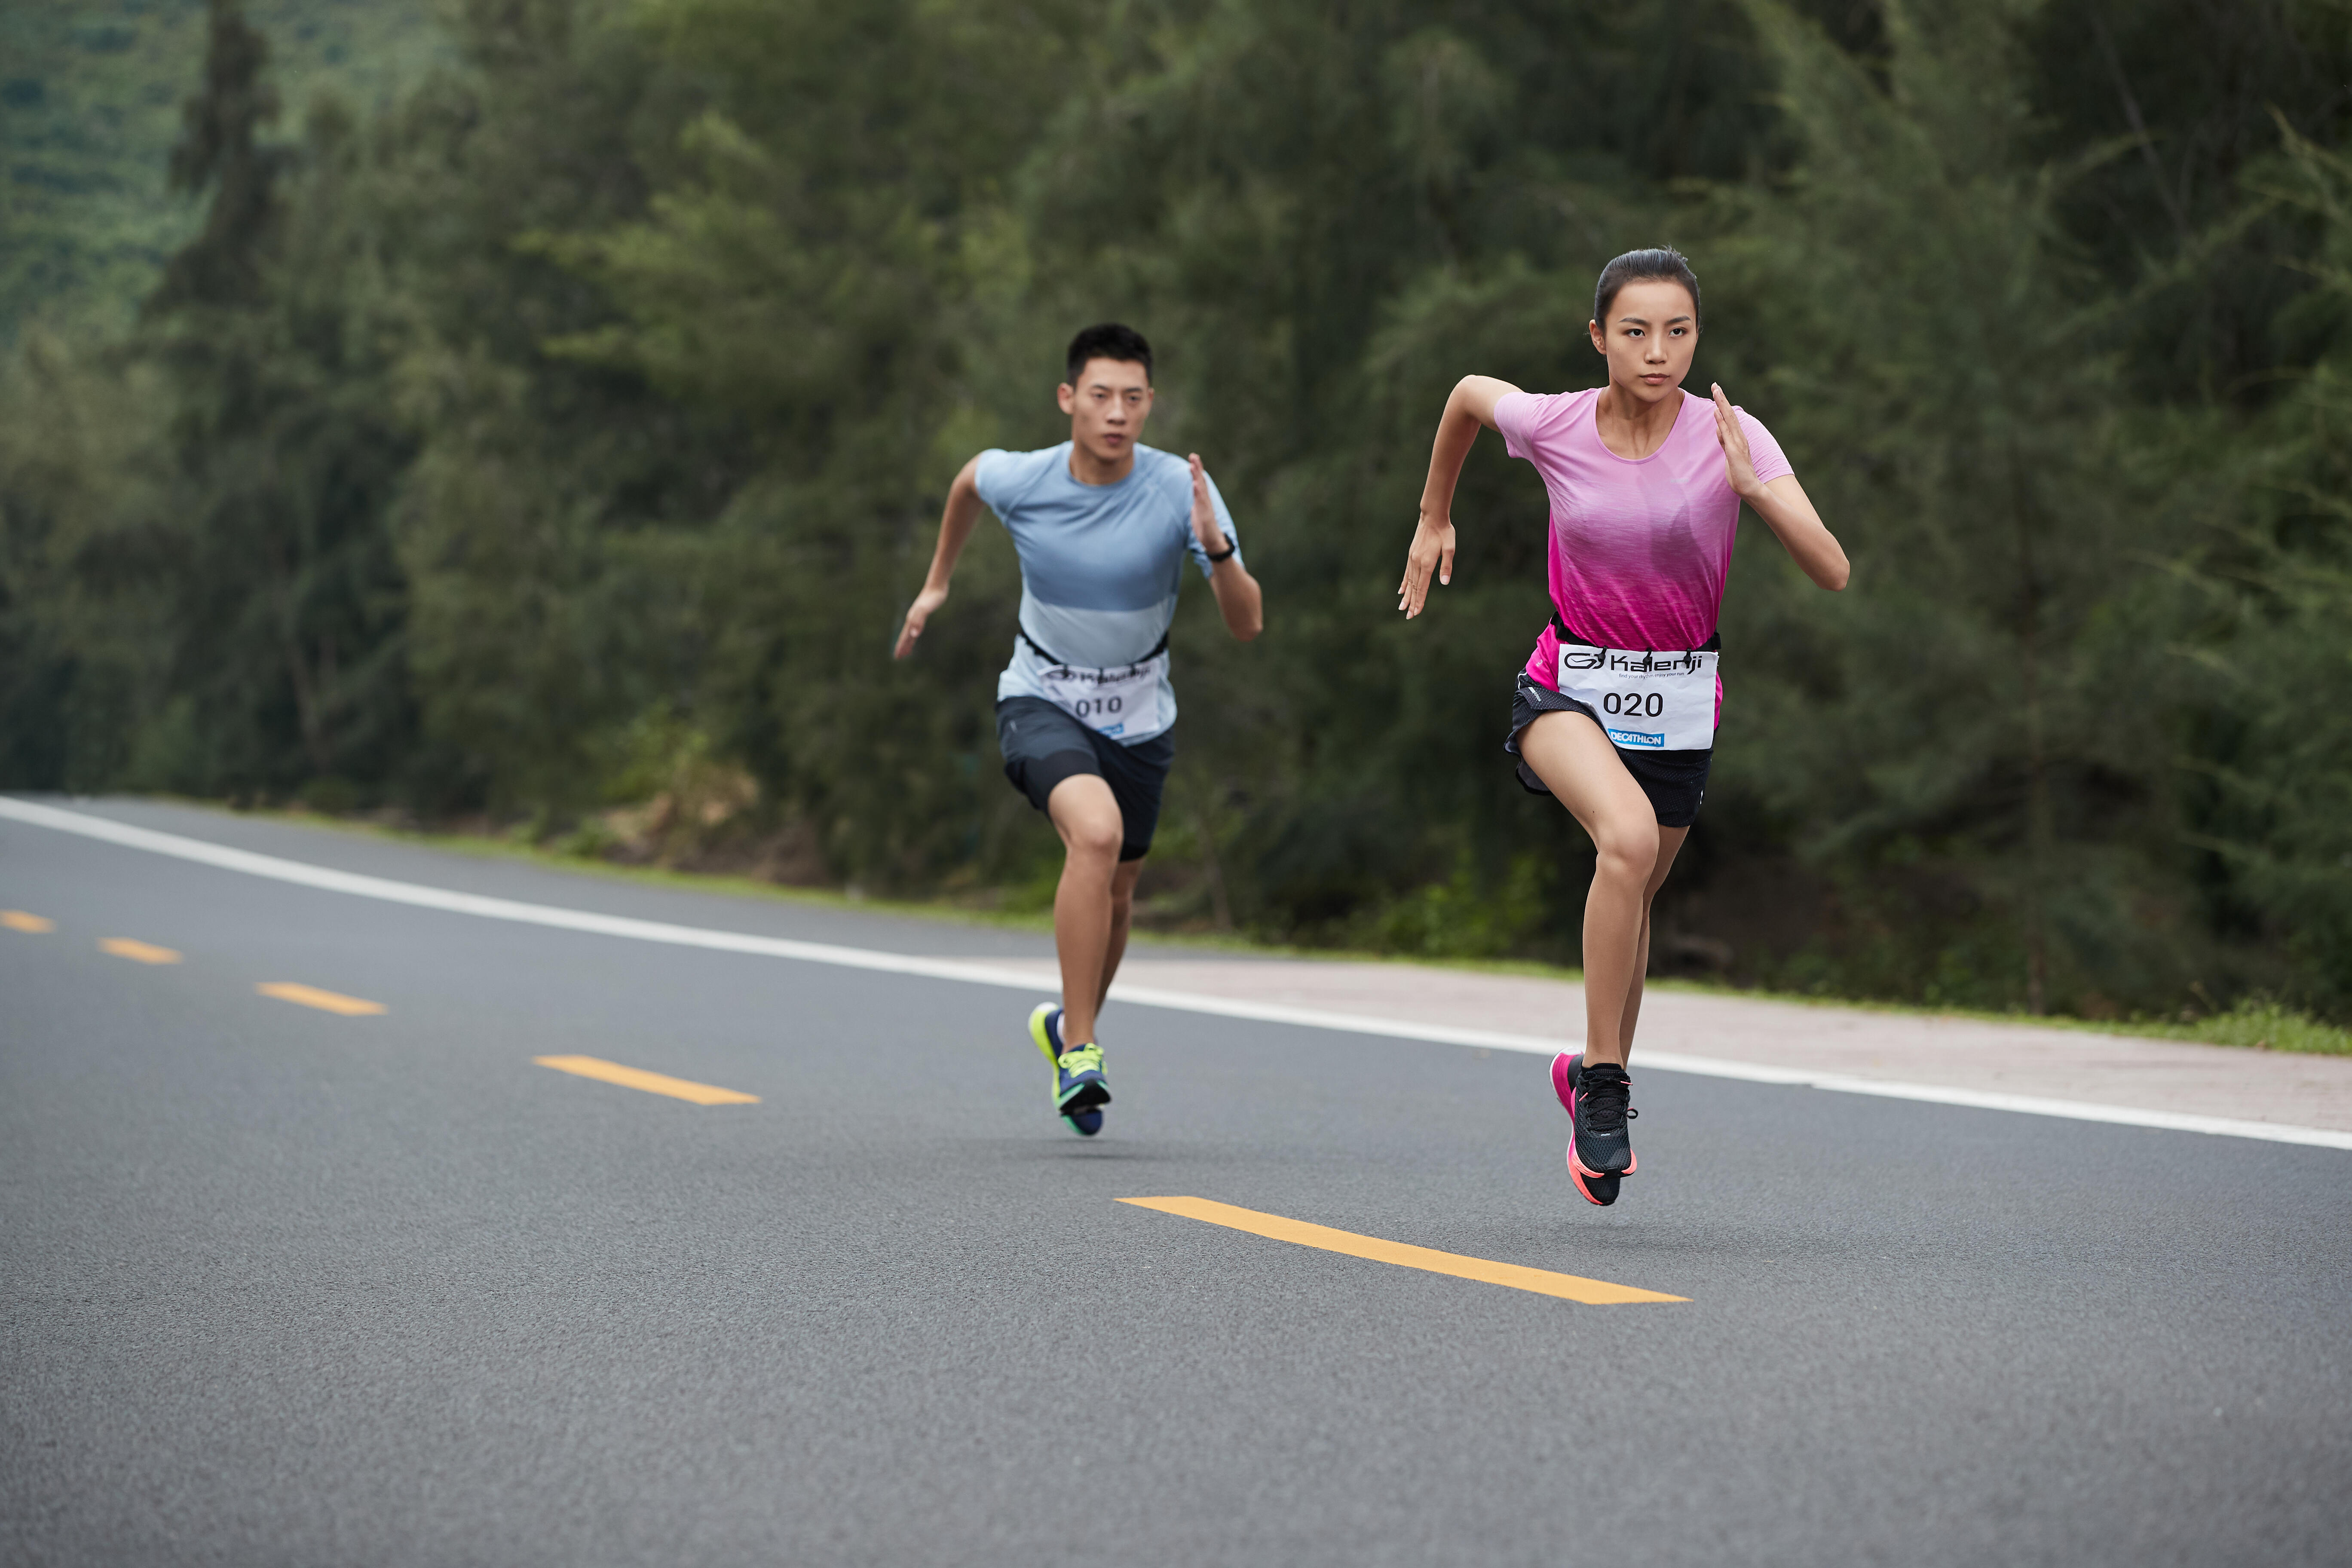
1397, 375, 1520, 618
894, 455, 985, 658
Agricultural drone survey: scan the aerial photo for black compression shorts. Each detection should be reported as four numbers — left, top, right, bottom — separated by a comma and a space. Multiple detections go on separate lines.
1505, 673, 1712, 828
995, 698, 1175, 861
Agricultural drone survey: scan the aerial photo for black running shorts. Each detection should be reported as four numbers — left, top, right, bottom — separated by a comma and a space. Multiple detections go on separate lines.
1506, 673, 1712, 829
996, 697, 1175, 861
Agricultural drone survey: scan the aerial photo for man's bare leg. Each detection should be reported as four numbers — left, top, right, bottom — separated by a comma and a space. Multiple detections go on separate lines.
1098, 859, 1145, 1014
1046, 774, 1126, 1047
1514, 710, 1667, 1068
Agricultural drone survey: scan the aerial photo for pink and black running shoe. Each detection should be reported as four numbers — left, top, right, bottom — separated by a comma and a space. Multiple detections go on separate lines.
1552, 1052, 1637, 1206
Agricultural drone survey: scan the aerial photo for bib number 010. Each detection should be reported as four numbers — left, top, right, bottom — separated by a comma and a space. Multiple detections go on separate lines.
1039, 648, 1168, 740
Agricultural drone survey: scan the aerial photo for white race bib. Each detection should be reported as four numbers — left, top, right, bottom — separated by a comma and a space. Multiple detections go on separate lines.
1038, 652, 1167, 740
1556, 639, 1718, 751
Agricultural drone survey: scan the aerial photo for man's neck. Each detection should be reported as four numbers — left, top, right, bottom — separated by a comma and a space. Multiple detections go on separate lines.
1067, 440, 1138, 487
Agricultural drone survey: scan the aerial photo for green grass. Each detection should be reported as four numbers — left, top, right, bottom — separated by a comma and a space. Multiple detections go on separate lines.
195, 800, 2352, 1057
1635, 978, 2352, 1056
2112, 999, 2352, 1057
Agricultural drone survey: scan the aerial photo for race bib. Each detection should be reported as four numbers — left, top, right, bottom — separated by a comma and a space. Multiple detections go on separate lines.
1038, 651, 1167, 740
1556, 639, 1718, 751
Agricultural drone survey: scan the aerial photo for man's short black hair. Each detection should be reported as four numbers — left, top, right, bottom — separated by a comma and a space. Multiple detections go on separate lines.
1065, 322, 1153, 386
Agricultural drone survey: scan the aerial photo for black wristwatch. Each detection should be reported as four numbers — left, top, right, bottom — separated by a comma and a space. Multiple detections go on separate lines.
1204, 532, 1238, 563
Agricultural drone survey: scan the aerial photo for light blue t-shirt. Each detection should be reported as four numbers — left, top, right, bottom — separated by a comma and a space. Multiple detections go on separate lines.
974, 441, 1241, 744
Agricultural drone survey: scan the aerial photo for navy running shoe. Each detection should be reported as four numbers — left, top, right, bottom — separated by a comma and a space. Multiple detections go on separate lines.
1030, 1001, 1109, 1135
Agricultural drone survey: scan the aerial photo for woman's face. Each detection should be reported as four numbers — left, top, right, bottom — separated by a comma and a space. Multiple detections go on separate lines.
1588, 278, 1699, 405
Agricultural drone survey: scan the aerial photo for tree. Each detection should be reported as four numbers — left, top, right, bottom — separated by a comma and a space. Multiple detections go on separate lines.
131, 0, 416, 796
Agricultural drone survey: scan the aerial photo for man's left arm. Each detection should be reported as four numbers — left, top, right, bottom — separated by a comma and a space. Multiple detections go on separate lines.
1188, 454, 1263, 641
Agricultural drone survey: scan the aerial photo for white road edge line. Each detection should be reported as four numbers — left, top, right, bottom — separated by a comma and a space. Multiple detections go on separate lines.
6, 795, 2347, 1153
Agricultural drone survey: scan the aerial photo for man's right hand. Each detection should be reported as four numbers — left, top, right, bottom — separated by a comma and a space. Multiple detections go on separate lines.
894, 586, 949, 659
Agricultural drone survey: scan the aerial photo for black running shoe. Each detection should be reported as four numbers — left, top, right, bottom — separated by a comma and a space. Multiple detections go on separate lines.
1568, 1058, 1637, 1191
1552, 1052, 1620, 1206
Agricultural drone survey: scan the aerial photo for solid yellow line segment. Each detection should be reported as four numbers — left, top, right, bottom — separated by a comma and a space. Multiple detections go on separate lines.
100, 937, 182, 965
3, 910, 55, 933
1120, 1196, 1687, 1305
256, 981, 386, 1016
533, 1055, 760, 1106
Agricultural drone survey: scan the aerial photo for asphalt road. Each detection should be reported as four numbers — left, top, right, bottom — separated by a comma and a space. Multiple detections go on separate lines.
3, 799, 2347, 1568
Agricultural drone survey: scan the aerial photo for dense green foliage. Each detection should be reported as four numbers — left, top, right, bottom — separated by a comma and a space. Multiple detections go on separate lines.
4, 0, 2348, 1022
0, 0, 445, 340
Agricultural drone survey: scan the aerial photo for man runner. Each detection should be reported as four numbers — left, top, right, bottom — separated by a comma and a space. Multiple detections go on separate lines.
894, 323, 1265, 1135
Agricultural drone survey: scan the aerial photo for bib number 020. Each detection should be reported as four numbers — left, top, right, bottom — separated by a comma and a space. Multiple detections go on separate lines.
1555, 638, 1718, 751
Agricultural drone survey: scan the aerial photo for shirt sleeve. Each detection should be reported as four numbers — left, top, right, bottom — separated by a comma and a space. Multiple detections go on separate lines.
1736, 411, 1794, 487
1492, 391, 1541, 462
970, 449, 1014, 516
1183, 465, 1240, 578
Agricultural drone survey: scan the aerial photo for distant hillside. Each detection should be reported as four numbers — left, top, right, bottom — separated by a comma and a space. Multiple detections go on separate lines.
0, 0, 448, 342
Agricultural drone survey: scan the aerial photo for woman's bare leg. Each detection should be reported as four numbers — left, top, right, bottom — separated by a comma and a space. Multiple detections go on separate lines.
1616, 826, 1689, 1061
1514, 710, 1685, 1067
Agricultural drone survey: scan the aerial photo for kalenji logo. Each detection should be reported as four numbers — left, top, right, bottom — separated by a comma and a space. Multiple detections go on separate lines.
1607, 728, 1666, 749
1559, 644, 1707, 675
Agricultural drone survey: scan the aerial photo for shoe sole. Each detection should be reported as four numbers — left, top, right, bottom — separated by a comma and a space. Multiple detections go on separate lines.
1553, 1051, 1632, 1203
1568, 1158, 1620, 1206
1033, 1002, 1111, 1123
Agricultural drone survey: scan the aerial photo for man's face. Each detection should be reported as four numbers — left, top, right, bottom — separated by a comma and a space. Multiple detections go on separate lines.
1058, 357, 1154, 463
1587, 278, 1699, 407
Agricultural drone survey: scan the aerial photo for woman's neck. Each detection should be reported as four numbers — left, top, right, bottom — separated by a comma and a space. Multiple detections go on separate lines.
1593, 383, 1684, 460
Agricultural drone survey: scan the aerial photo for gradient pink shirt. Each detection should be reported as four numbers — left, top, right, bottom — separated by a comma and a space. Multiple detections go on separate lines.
1495, 387, 1792, 713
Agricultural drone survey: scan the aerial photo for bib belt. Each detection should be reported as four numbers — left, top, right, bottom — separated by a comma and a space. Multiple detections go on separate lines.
1551, 609, 1721, 655
1021, 627, 1172, 671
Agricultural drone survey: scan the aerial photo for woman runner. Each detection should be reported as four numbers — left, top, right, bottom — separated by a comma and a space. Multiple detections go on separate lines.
1395, 247, 1850, 1205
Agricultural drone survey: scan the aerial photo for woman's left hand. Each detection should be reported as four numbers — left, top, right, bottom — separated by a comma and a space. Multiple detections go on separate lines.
1711, 383, 1763, 500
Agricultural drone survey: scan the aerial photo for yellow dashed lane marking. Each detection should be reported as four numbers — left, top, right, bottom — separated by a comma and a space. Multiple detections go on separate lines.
1120, 1196, 1687, 1305
3, 910, 55, 933
99, 937, 181, 965
534, 1055, 760, 1106
256, 981, 386, 1016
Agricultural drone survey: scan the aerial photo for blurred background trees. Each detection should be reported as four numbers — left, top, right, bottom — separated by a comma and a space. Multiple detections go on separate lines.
3, 0, 2346, 1020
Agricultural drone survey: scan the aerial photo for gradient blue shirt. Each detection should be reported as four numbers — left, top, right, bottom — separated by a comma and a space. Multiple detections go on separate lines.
974, 441, 1240, 743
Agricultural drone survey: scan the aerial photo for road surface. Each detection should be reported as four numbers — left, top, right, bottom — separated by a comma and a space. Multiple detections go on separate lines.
3, 799, 2346, 1566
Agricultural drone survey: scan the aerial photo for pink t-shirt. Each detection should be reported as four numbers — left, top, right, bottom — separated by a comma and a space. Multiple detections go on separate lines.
1495, 387, 1792, 714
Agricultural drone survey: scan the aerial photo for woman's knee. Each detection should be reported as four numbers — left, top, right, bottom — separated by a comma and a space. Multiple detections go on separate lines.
1590, 817, 1659, 885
